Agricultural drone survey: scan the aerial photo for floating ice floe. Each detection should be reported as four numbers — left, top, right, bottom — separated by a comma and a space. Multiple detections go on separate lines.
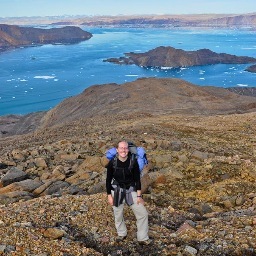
241, 47, 256, 50
199, 78, 205, 80
160, 67, 173, 70
20, 79, 28, 82
125, 74, 139, 77
237, 84, 248, 87
34, 76, 56, 79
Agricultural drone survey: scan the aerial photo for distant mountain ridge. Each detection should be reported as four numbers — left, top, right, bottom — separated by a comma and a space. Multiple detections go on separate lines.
0, 13, 255, 28
79, 13, 256, 28
0, 24, 92, 52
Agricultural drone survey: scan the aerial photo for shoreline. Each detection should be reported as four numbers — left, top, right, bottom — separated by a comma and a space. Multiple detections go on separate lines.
1, 26, 255, 119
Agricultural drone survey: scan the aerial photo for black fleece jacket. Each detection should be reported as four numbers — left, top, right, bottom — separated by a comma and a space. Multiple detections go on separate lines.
106, 156, 141, 195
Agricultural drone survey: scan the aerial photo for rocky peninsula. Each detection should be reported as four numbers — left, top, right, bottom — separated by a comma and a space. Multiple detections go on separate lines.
105, 46, 256, 69
0, 24, 92, 52
246, 64, 256, 73
0, 78, 256, 255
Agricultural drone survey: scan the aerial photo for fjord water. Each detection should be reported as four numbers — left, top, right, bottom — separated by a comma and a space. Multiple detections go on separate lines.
0, 27, 255, 116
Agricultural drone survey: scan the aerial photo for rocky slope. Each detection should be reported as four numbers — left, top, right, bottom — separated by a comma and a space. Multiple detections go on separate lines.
0, 24, 92, 52
0, 112, 46, 138
0, 78, 256, 255
105, 46, 256, 68
0, 112, 256, 255
227, 86, 256, 97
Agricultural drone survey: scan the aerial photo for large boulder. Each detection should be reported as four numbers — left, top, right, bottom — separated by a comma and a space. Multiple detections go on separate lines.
0, 191, 34, 205
42, 180, 70, 195
0, 179, 42, 194
0, 168, 28, 187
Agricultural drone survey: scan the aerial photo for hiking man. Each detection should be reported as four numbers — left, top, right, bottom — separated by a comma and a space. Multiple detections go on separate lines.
106, 140, 151, 245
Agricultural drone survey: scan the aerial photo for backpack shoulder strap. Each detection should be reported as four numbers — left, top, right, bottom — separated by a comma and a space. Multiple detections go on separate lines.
128, 153, 136, 171
112, 155, 118, 174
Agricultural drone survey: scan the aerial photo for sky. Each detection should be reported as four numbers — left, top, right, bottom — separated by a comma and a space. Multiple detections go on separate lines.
0, 0, 255, 17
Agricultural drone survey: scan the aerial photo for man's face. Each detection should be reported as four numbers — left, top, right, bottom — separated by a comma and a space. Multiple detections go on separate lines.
117, 142, 129, 159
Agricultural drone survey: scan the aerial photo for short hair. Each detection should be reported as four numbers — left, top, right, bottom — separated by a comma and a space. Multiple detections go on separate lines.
117, 140, 128, 148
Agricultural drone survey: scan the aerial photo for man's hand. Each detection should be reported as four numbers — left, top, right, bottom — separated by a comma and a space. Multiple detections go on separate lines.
108, 194, 114, 206
137, 196, 144, 205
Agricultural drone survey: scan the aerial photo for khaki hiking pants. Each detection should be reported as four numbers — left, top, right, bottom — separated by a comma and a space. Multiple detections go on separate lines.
112, 191, 149, 242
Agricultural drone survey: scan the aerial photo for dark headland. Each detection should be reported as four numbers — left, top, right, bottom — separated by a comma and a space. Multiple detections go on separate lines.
0, 24, 92, 52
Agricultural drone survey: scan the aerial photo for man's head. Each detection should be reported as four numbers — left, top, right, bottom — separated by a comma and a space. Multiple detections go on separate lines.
117, 141, 129, 160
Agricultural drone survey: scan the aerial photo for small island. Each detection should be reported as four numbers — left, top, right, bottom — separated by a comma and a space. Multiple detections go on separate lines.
246, 64, 256, 73
0, 24, 92, 53
104, 46, 256, 68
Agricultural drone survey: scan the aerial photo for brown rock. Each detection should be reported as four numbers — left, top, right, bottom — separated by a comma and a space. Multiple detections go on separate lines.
33, 180, 55, 195
235, 195, 245, 206
0, 179, 42, 194
65, 171, 90, 184
34, 158, 47, 168
43, 228, 66, 239
176, 221, 200, 237
11, 149, 26, 161
59, 153, 80, 161
100, 156, 109, 167
141, 173, 152, 194
153, 154, 172, 169
76, 156, 104, 173
191, 150, 209, 161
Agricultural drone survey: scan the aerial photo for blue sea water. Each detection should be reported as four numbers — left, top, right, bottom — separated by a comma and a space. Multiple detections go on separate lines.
0, 27, 255, 116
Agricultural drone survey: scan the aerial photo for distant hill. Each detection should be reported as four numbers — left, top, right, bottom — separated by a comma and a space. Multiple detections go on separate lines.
0, 24, 92, 52
1, 78, 256, 137
0, 13, 255, 28
37, 78, 256, 128
105, 46, 256, 68
199, 13, 256, 28
79, 13, 256, 28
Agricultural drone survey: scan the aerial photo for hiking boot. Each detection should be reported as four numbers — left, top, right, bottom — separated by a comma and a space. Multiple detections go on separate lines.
115, 235, 127, 242
138, 239, 152, 245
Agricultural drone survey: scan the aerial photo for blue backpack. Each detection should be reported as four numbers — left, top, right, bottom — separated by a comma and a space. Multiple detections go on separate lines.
106, 142, 148, 173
